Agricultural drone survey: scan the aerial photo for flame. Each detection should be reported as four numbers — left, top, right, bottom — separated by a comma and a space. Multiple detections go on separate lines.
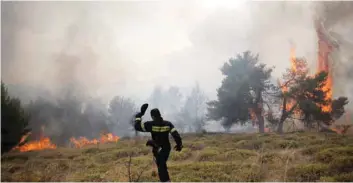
16, 137, 57, 152
70, 133, 120, 148
290, 46, 297, 72
330, 126, 342, 134
316, 21, 333, 112
14, 125, 120, 152
278, 46, 299, 112
12, 126, 57, 152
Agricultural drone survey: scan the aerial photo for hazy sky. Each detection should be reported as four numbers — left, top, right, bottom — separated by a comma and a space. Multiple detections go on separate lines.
2, 1, 351, 103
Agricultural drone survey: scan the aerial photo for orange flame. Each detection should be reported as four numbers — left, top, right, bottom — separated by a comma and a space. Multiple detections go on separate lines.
278, 46, 299, 112
16, 137, 57, 152
12, 126, 57, 152
70, 133, 120, 148
316, 21, 333, 112
290, 46, 297, 73
14, 125, 120, 152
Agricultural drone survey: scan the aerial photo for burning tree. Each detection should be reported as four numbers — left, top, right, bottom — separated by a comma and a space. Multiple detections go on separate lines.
207, 51, 275, 133
1, 82, 31, 154
268, 52, 348, 133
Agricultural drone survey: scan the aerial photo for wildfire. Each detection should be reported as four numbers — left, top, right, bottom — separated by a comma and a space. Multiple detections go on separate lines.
278, 45, 301, 112
316, 20, 333, 112
70, 133, 120, 148
12, 126, 57, 152
13, 125, 120, 152
290, 46, 297, 72
16, 137, 57, 152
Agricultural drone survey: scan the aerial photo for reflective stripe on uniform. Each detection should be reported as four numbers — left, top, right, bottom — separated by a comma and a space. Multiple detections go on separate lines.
152, 126, 170, 132
141, 122, 146, 131
170, 128, 176, 133
135, 117, 141, 121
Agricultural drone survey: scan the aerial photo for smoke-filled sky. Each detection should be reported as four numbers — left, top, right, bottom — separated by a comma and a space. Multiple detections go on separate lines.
2, 1, 353, 104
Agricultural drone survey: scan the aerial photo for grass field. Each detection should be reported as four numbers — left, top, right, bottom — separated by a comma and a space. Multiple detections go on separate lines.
2, 132, 353, 182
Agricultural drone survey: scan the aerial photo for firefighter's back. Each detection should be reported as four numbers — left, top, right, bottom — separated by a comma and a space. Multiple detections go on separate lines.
150, 120, 173, 148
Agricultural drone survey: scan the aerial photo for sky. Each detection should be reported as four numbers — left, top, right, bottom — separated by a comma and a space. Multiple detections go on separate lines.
2, 1, 353, 105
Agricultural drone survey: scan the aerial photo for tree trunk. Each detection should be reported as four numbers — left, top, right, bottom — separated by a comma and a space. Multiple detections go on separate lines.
277, 97, 288, 134
277, 120, 284, 134
254, 89, 265, 133
256, 112, 265, 133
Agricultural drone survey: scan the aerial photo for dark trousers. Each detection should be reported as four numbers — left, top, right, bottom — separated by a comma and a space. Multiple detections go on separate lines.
152, 147, 171, 182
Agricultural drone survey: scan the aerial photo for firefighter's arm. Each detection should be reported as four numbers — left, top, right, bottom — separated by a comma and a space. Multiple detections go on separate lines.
134, 117, 152, 132
133, 103, 151, 132
169, 122, 182, 150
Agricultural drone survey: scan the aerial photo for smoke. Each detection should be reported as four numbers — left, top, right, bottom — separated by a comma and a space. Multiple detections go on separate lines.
2, 1, 319, 101
313, 1, 353, 111
2, 1, 353, 136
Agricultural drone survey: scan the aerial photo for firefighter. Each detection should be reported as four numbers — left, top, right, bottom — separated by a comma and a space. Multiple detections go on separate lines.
134, 104, 183, 182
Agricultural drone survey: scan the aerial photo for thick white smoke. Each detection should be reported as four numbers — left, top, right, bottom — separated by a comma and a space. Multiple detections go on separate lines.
2, 1, 352, 133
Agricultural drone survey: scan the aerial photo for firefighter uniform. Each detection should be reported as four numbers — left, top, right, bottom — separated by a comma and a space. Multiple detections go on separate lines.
134, 109, 182, 182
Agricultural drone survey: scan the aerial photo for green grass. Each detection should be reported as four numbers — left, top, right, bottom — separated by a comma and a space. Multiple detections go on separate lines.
2, 132, 353, 182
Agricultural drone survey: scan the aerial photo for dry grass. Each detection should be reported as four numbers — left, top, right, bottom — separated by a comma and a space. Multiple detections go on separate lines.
2, 132, 353, 182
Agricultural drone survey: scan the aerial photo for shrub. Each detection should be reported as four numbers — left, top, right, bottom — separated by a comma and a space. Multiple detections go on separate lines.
316, 147, 353, 163
333, 172, 353, 182
329, 156, 353, 173
197, 148, 219, 161
287, 164, 329, 181
1, 82, 31, 154
301, 144, 339, 155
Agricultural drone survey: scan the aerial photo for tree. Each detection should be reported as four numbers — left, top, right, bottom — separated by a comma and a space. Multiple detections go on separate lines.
148, 86, 164, 109
25, 91, 98, 145
81, 98, 109, 138
268, 57, 349, 133
26, 97, 58, 140
163, 86, 183, 117
1, 82, 31, 154
54, 92, 89, 144
207, 51, 275, 133
108, 96, 137, 137
295, 72, 348, 131
178, 83, 207, 133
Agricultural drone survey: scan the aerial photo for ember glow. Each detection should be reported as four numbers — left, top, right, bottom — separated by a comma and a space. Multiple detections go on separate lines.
70, 133, 120, 148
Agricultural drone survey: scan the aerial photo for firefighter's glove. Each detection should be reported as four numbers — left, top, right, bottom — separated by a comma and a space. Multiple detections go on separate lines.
174, 144, 183, 152
136, 103, 149, 118
146, 139, 158, 149
135, 112, 142, 118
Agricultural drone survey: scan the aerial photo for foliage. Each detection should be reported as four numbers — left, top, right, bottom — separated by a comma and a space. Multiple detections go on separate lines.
25, 92, 113, 144
207, 51, 275, 132
108, 96, 137, 136
147, 86, 183, 120
267, 57, 348, 133
81, 98, 109, 138
1, 82, 31, 154
177, 83, 208, 133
